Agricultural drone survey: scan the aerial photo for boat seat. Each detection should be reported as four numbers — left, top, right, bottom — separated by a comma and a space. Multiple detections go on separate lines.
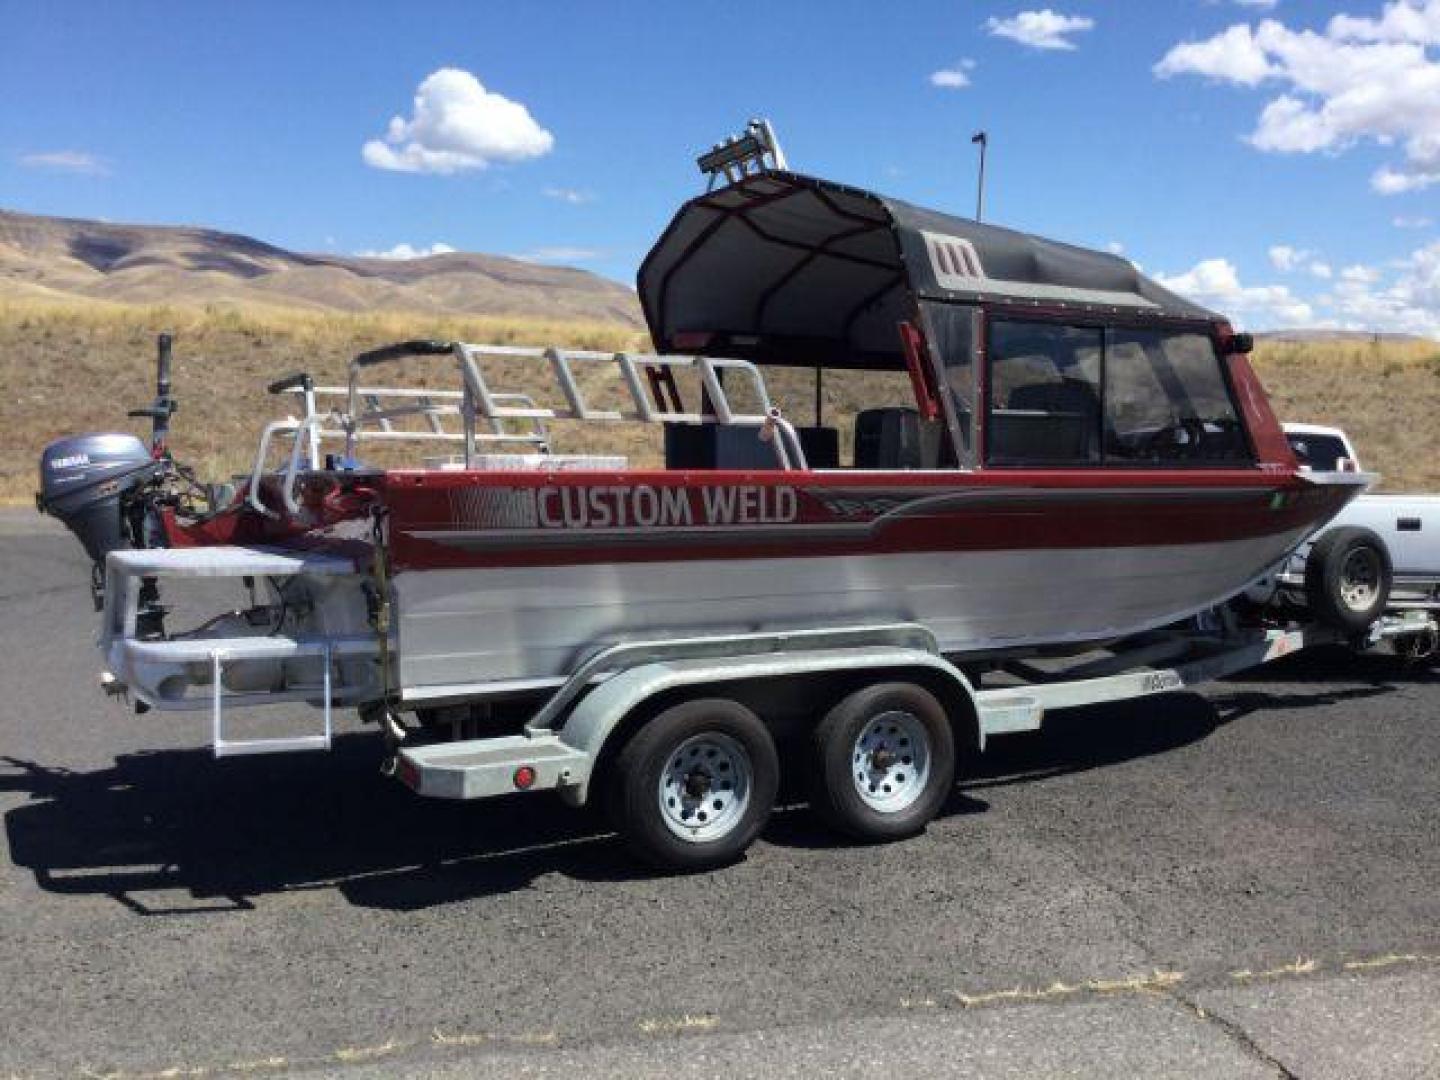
663, 423, 839, 470
798, 426, 840, 469
854, 408, 946, 469
991, 380, 1101, 462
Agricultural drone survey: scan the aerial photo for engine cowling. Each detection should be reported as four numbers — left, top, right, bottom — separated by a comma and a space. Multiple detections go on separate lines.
37, 433, 165, 566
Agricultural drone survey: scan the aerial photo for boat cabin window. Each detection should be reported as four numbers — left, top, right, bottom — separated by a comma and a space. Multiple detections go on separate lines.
987, 323, 1104, 464
921, 303, 978, 467
984, 319, 1251, 467
1102, 329, 1248, 464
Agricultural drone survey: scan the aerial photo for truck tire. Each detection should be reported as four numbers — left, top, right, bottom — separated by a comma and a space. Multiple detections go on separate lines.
606, 698, 779, 871
810, 682, 956, 842
1304, 525, 1392, 635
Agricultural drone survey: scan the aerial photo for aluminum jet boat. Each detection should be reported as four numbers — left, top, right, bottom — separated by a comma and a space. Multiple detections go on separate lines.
40, 133, 1370, 730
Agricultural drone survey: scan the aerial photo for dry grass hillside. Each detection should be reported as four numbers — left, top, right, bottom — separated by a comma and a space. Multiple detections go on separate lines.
1252, 338, 1439, 490
3, 300, 645, 500
3, 298, 1437, 502
0, 209, 642, 325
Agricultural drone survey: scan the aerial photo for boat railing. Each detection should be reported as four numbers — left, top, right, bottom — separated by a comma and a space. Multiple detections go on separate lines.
342, 340, 804, 469
246, 339, 807, 516
286, 385, 550, 448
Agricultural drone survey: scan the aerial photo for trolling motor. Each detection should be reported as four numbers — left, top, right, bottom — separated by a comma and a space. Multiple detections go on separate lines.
36, 333, 215, 617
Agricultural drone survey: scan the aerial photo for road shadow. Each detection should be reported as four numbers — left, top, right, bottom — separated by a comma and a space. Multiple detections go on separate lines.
3, 687, 1274, 909
1, 740, 651, 915
1222, 644, 1438, 686
962, 689, 1224, 794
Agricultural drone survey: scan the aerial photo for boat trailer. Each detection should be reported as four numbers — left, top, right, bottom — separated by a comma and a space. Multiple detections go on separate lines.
391, 611, 1436, 803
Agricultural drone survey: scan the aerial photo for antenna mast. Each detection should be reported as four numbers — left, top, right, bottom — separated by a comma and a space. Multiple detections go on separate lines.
971, 131, 988, 222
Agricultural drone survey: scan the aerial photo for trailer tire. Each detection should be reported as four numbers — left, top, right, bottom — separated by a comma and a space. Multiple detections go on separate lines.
1304, 526, 1392, 635
605, 698, 779, 871
810, 682, 955, 842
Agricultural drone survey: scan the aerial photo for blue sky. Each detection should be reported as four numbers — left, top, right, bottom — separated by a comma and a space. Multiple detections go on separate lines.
3, 0, 1437, 333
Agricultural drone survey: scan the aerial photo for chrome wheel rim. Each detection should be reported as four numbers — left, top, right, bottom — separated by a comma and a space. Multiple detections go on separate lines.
1339, 548, 1381, 611
851, 710, 931, 813
659, 733, 751, 843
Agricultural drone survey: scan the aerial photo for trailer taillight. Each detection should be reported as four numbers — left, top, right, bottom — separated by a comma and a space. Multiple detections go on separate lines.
513, 765, 537, 790
397, 756, 420, 791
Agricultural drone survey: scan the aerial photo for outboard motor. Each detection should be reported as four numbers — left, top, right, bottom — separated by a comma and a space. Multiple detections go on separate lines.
36, 334, 179, 609
37, 432, 164, 566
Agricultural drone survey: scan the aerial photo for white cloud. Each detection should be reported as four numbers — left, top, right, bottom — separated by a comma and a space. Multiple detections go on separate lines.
1268, 244, 1308, 271
985, 10, 1095, 51
543, 185, 594, 204
1319, 242, 1440, 335
1158, 243, 1440, 336
1156, 257, 1314, 327
1394, 214, 1435, 227
511, 246, 602, 264
1340, 263, 1382, 283
18, 150, 108, 175
1373, 161, 1440, 193
1155, 24, 1277, 85
1234, 0, 1280, 9
1327, 1, 1440, 42
1106, 240, 1125, 254
356, 242, 456, 260
1249, 94, 1339, 152
362, 68, 554, 174
929, 59, 976, 88
1153, 2, 1440, 195
1268, 244, 1335, 279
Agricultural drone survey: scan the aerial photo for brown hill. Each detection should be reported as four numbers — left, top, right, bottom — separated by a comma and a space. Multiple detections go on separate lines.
1256, 329, 1427, 344
0, 208, 642, 325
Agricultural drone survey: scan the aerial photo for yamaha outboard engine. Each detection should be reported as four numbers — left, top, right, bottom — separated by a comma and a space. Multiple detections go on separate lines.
36, 334, 178, 609
37, 432, 165, 565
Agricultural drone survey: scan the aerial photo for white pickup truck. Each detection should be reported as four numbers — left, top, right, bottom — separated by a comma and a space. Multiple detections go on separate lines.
1280, 423, 1440, 630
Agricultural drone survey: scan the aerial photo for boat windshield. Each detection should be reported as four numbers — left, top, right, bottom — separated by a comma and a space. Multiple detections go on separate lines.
985, 319, 1251, 467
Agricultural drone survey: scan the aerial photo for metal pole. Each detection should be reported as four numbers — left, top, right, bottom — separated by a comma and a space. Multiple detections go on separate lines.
154, 333, 174, 454
971, 131, 988, 222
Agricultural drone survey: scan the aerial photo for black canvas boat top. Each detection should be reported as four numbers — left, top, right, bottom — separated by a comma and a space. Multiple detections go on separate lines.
638, 170, 1217, 370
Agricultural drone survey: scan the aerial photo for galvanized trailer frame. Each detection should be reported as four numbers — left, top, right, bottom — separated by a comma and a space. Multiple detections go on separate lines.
392, 610, 1435, 806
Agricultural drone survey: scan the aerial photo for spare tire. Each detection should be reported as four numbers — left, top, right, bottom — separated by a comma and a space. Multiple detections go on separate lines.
1304, 525, 1392, 634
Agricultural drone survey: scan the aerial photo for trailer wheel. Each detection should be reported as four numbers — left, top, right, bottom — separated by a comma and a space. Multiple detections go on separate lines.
1305, 526, 1392, 635
605, 698, 779, 871
810, 682, 955, 842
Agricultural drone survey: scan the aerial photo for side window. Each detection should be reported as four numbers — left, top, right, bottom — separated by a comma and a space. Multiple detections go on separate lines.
987, 321, 1103, 464
1286, 432, 1348, 471
921, 303, 978, 467
1104, 329, 1249, 463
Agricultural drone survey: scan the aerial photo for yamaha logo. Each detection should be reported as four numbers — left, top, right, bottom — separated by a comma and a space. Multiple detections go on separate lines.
50, 453, 91, 470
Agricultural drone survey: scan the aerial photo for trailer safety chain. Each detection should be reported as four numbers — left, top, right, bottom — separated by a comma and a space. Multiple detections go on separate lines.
368, 506, 408, 748
1398, 623, 1437, 663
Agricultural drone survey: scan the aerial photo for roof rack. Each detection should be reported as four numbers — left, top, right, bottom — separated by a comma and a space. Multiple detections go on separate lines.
697, 118, 788, 189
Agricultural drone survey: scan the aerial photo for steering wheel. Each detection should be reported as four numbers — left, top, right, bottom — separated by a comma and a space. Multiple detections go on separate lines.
1140, 417, 1208, 460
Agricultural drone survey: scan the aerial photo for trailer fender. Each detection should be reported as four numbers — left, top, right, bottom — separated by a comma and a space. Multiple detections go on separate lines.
556, 646, 975, 806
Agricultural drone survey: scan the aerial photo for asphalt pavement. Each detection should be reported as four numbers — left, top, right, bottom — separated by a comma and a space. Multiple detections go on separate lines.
2, 509, 1438, 1078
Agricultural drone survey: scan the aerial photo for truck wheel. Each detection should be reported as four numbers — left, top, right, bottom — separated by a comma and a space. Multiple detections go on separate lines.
1304, 526, 1392, 635
606, 698, 779, 871
810, 682, 955, 842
